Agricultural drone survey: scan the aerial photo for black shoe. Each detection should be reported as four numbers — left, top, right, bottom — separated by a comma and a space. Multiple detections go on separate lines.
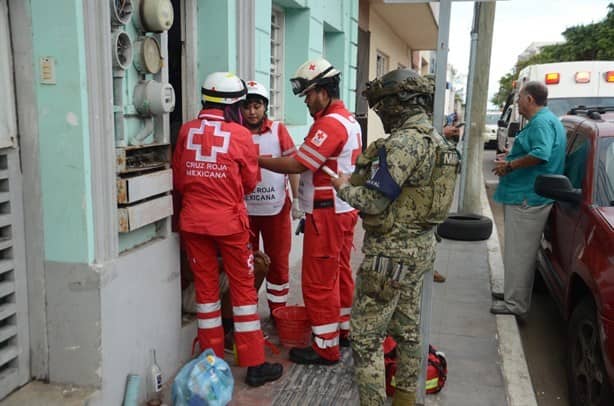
245, 362, 283, 387
289, 346, 338, 365
340, 336, 351, 347
490, 301, 516, 315
491, 292, 504, 300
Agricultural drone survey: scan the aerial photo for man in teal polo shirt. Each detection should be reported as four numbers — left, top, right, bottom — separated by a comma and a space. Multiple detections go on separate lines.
490, 81, 565, 317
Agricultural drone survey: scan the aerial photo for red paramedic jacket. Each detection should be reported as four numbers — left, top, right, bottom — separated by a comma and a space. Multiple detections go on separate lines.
173, 109, 259, 236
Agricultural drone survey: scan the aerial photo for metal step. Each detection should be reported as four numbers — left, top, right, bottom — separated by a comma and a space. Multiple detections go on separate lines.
0, 326, 16, 343
0, 304, 16, 321
0, 344, 18, 367
0, 214, 10, 228
0, 238, 12, 252
0, 367, 19, 399
0, 260, 13, 275
0, 283, 15, 299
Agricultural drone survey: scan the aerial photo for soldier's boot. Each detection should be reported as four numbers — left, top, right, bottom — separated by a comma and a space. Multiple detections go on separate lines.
392, 389, 415, 406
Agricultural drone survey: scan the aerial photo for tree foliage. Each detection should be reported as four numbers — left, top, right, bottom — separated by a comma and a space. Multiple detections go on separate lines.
491, 2, 614, 108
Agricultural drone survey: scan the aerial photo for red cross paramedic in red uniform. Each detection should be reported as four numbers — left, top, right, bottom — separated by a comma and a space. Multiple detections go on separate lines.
172, 72, 282, 387
259, 59, 361, 365
240, 81, 299, 315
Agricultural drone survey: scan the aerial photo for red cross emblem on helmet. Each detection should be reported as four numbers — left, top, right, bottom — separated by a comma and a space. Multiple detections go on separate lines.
308, 64, 316, 71
247, 81, 257, 87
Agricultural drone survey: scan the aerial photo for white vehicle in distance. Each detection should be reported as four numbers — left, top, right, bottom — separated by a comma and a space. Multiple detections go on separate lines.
497, 60, 614, 152
483, 110, 501, 150
496, 92, 519, 153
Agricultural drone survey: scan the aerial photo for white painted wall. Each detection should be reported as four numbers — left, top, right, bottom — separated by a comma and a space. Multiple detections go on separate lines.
99, 235, 185, 405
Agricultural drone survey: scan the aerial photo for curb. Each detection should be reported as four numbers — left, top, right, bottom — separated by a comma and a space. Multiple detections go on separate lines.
480, 184, 538, 406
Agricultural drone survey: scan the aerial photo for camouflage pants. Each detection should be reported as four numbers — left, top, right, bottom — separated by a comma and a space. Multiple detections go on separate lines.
351, 237, 435, 405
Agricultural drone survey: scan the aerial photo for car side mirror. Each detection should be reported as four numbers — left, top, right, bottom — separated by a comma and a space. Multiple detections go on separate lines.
497, 119, 506, 127
534, 174, 582, 205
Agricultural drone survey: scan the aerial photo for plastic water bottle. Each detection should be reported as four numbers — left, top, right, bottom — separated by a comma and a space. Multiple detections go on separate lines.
122, 374, 140, 406
150, 349, 163, 396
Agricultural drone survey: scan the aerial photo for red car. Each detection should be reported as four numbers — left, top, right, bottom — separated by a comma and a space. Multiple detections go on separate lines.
535, 107, 614, 406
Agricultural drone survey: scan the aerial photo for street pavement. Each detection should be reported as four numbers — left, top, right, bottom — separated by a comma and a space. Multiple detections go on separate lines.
225, 183, 536, 405
484, 149, 569, 406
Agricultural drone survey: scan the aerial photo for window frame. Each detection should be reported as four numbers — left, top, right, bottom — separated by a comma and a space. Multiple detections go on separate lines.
269, 7, 285, 121
376, 50, 389, 78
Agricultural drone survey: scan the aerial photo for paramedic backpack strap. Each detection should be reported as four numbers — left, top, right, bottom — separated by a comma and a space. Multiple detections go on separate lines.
425, 130, 461, 225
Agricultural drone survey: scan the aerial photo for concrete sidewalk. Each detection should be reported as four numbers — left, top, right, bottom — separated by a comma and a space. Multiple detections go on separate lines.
223, 184, 537, 405
0, 185, 537, 405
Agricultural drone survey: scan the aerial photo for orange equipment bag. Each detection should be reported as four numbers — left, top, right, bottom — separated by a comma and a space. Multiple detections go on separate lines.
426, 344, 447, 394
383, 337, 447, 396
383, 336, 397, 396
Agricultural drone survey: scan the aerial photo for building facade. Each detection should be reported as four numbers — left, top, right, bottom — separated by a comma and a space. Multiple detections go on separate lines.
356, 0, 439, 144
2, 0, 357, 403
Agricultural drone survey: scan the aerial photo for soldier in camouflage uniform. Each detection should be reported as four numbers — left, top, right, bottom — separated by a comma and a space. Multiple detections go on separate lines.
331, 69, 458, 406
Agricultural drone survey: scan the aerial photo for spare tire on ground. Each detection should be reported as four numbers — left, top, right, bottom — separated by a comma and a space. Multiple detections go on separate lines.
437, 213, 493, 241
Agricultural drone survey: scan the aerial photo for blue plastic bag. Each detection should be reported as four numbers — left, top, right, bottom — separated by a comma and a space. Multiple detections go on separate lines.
172, 349, 234, 406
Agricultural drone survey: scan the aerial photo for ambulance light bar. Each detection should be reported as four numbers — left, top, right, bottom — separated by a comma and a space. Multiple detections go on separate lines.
545, 72, 560, 85
575, 71, 590, 83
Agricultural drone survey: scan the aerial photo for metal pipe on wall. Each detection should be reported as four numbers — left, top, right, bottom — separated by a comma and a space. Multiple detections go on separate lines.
417, 1, 451, 404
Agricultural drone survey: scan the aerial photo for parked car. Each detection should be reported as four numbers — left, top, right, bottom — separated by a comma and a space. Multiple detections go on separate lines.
535, 106, 614, 406
496, 92, 519, 153
483, 110, 500, 149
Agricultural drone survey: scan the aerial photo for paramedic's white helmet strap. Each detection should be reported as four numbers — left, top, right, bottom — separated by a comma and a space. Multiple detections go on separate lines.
202, 72, 247, 105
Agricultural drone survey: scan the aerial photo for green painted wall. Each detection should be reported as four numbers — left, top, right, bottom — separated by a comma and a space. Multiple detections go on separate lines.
283, 8, 310, 127
198, 0, 237, 85
30, 0, 94, 263
254, 0, 358, 143
194, 0, 357, 144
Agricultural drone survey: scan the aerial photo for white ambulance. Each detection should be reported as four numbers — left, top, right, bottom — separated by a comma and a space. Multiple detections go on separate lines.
497, 61, 614, 152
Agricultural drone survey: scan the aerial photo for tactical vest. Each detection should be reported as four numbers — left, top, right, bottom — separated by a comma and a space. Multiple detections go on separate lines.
355, 126, 460, 233
416, 130, 460, 225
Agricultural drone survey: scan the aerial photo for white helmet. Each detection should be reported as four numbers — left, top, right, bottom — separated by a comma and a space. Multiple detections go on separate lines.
201, 72, 247, 105
245, 80, 269, 104
290, 58, 340, 96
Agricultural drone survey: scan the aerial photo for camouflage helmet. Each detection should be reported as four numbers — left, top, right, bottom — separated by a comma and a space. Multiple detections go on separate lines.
363, 69, 434, 108
363, 68, 434, 132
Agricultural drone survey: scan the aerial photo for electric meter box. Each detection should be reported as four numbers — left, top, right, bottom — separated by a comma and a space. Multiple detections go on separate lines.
134, 0, 174, 33
133, 36, 163, 74
133, 80, 175, 116
111, 30, 133, 71
111, 0, 134, 26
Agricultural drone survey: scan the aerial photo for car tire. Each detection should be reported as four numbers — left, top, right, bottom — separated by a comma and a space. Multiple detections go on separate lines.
567, 298, 614, 406
437, 213, 493, 241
